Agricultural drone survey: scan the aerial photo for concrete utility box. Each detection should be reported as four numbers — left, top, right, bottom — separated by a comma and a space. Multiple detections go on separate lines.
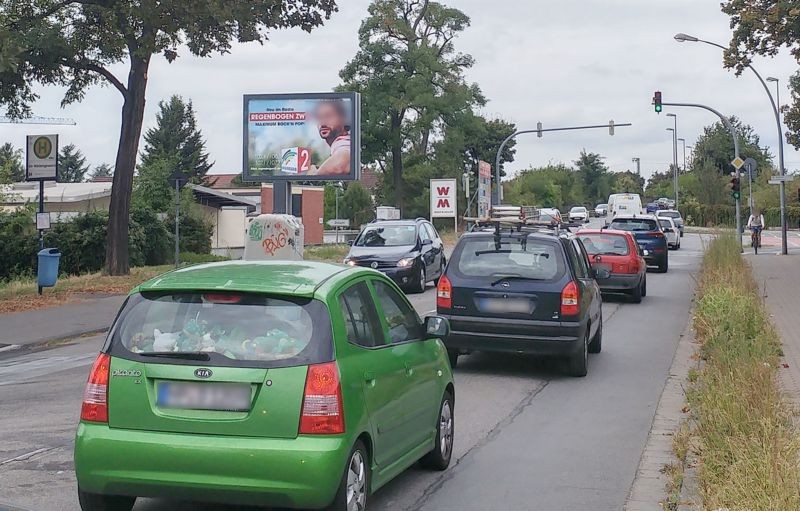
244, 214, 304, 261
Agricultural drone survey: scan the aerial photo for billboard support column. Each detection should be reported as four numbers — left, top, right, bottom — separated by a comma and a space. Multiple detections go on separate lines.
272, 182, 293, 214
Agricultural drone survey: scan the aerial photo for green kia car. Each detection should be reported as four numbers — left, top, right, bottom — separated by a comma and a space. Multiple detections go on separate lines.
74, 261, 455, 511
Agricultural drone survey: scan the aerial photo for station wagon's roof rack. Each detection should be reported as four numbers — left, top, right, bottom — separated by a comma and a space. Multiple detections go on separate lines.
465, 205, 572, 246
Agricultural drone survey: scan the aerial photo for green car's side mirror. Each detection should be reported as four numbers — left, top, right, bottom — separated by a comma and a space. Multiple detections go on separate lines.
425, 315, 450, 338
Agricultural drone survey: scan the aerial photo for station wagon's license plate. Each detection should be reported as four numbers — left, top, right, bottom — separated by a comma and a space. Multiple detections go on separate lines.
479, 297, 531, 314
157, 382, 251, 412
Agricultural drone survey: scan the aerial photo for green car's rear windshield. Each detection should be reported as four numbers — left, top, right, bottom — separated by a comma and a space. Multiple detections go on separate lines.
107, 292, 333, 368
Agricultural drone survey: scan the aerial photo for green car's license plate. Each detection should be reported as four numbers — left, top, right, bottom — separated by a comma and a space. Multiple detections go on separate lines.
157, 382, 251, 412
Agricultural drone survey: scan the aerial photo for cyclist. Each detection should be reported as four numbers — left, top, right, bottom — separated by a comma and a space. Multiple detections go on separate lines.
746, 208, 765, 248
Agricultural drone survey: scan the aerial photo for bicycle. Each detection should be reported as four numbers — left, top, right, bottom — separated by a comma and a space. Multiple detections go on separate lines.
750, 227, 762, 254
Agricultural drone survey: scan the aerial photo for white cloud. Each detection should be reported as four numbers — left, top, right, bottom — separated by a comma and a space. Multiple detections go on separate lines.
1, 0, 798, 182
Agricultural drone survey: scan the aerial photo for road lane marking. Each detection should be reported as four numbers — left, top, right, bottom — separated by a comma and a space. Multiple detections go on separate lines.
0, 353, 95, 386
0, 447, 56, 466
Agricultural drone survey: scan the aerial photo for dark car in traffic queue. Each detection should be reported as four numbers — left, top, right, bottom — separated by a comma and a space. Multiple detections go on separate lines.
577, 229, 647, 303
436, 225, 606, 377
603, 215, 668, 273
344, 218, 446, 293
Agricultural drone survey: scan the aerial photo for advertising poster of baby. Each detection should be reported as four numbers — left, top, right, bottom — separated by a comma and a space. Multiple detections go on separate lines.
243, 92, 360, 182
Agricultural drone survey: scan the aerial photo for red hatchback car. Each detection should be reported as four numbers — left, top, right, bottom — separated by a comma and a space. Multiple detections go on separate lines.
577, 229, 647, 303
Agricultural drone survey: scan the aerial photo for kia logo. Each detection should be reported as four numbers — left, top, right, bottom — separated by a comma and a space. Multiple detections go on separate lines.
194, 368, 213, 379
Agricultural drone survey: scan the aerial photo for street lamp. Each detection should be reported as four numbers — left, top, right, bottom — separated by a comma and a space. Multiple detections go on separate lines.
666, 113, 679, 208
678, 138, 687, 170
632, 157, 641, 175
675, 32, 788, 254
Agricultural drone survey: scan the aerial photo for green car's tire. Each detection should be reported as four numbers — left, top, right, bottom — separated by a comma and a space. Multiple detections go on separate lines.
328, 440, 370, 511
77, 489, 135, 511
421, 392, 454, 471
567, 330, 589, 377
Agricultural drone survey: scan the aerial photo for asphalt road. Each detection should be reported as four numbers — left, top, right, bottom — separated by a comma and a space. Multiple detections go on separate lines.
0, 222, 704, 511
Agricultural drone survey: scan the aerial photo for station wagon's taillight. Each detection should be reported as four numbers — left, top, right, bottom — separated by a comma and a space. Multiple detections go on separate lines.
81, 353, 110, 423
561, 281, 580, 316
437, 274, 452, 309
299, 362, 344, 435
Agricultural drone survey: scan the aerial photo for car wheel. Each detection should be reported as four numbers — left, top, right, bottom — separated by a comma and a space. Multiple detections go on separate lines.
447, 349, 459, 368
630, 278, 643, 303
78, 489, 135, 511
567, 329, 589, 377
641, 275, 647, 297
680, 230, 684, 238
327, 440, 369, 511
657, 256, 668, 273
676, 240, 681, 250
588, 316, 602, 353
421, 392, 454, 471
433, 258, 445, 286
413, 265, 427, 294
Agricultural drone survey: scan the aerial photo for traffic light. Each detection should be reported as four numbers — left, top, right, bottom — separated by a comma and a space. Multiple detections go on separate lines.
730, 176, 741, 200
653, 91, 663, 113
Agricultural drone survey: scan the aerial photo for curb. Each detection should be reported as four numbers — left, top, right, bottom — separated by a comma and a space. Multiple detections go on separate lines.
624, 315, 699, 511
3, 328, 108, 355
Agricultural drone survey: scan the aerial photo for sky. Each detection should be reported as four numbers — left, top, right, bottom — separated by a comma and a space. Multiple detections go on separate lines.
2, 0, 799, 182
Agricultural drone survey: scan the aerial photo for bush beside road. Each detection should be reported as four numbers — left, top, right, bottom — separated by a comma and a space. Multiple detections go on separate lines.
686, 234, 800, 510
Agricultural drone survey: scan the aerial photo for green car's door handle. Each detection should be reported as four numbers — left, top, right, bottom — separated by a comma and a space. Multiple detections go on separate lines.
364, 371, 376, 383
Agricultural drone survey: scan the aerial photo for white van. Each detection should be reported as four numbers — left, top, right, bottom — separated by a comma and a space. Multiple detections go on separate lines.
607, 193, 643, 220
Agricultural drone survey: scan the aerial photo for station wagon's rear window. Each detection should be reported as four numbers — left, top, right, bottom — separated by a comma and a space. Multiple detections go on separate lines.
108, 292, 333, 368
579, 234, 630, 256
454, 236, 564, 281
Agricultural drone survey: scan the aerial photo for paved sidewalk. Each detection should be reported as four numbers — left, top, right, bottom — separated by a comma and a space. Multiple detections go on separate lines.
749, 252, 800, 407
0, 295, 125, 348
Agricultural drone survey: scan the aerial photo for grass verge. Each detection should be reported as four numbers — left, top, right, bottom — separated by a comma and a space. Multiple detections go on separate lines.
304, 244, 349, 262
688, 233, 800, 510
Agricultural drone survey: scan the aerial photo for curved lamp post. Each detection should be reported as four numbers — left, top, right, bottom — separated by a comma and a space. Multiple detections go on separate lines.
674, 32, 788, 254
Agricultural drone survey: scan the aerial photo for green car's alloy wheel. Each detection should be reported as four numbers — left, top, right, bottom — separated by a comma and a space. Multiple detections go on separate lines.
77, 489, 134, 511
421, 392, 454, 470
329, 441, 369, 511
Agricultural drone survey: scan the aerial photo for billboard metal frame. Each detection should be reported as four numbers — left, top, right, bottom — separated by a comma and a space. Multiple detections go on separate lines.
242, 91, 361, 183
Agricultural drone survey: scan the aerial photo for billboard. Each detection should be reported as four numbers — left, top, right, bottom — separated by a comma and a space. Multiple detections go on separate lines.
243, 92, 361, 182
430, 179, 457, 218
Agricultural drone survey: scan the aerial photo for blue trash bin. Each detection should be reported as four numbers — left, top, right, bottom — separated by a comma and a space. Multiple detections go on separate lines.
37, 248, 61, 288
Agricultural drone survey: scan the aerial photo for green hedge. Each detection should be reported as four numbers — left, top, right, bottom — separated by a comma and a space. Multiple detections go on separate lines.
0, 207, 213, 281
680, 203, 800, 228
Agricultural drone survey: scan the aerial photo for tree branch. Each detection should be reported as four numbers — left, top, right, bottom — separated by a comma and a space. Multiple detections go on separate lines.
84, 63, 127, 96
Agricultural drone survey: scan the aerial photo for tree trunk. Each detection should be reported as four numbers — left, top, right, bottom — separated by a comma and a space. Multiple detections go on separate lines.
390, 112, 404, 213
105, 56, 150, 276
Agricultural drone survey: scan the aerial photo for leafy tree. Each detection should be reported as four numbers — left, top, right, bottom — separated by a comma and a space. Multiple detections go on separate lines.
0, 1, 336, 275
339, 0, 485, 212
132, 156, 178, 214
340, 182, 374, 227
503, 164, 579, 211
58, 143, 89, 182
721, 1, 800, 147
89, 162, 113, 180
612, 170, 645, 197
141, 96, 213, 183
574, 150, 610, 205
0, 142, 23, 182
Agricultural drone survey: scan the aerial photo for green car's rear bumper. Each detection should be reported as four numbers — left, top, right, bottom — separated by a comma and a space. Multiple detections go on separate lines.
74, 422, 350, 509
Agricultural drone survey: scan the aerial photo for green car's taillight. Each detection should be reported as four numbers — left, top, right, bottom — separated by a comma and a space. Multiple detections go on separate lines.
299, 362, 344, 435
81, 353, 110, 423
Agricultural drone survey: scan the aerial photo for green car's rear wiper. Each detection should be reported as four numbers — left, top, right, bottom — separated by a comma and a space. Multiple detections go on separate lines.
139, 351, 211, 361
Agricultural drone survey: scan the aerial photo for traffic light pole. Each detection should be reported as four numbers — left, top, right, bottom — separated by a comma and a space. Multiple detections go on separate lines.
661, 101, 742, 251
493, 121, 632, 205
